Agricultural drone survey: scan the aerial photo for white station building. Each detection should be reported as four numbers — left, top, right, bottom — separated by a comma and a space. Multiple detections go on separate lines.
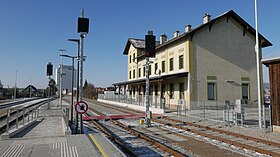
56, 65, 77, 95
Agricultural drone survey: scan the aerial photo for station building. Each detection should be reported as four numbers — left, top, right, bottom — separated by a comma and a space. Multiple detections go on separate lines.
114, 10, 272, 110
56, 65, 77, 95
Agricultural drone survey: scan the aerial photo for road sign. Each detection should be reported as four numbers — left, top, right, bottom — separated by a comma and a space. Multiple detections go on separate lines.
75, 100, 88, 114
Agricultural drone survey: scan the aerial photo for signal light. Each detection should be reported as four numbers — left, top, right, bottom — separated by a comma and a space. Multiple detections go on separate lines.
78, 17, 89, 34
145, 34, 156, 58
47, 62, 53, 76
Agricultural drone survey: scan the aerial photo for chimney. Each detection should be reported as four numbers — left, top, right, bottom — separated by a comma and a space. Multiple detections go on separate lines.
160, 34, 168, 44
203, 13, 211, 24
174, 30, 180, 38
185, 24, 192, 33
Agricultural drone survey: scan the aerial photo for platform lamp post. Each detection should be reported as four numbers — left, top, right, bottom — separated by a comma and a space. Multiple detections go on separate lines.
68, 38, 80, 133
60, 54, 77, 124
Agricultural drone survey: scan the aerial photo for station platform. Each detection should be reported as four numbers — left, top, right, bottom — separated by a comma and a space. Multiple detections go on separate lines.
0, 99, 125, 157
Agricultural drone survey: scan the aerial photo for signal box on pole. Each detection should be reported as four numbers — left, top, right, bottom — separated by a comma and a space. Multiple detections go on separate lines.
145, 34, 156, 58
47, 62, 53, 76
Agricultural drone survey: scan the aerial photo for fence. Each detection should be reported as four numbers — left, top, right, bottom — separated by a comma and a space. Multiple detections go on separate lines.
98, 93, 165, 109
3, 107, 39, 133
98, 93, 271, 128
180, 100, 272, 128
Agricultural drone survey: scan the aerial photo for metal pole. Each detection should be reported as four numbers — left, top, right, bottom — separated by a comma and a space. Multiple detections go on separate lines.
79, 9, 85, 134
14, 70, 18, 101
76, 43, 80, 134
145, 57, 150, 126
6, 109, 10, 133
16, 110, 19, 128
79, 9, 85, 102
59, 49, 66, 109
23, 108, 25, 125
255, 0, 263, 129
71, 57, 74, 124
48, 76, 51, 109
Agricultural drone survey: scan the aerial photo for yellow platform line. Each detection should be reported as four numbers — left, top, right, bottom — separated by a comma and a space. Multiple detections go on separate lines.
88, 134, 108, 157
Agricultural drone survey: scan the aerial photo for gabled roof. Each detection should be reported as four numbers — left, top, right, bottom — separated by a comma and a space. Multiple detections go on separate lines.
123, 10, 272, 55
123, 38, 160, 55
23, 85, 38, 92
123, 38, 145, 55
157, 10, 272, 50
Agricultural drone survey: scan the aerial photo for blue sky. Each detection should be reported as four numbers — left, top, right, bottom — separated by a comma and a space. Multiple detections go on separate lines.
0, 0, 279, 89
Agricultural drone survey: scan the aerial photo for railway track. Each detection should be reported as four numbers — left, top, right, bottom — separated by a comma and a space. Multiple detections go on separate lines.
85, 99, 280, 157
85, 106, 189, 157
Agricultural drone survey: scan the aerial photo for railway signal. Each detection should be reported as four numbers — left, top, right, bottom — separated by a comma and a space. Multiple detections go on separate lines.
145, 31, 155, 127
46, 62, 53, 109
145, 31, 156, 58
46, 62, 53, 76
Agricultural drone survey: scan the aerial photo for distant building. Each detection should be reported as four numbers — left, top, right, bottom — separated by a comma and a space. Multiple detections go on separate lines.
114, 10, 272, 109
56, 65, 77, 95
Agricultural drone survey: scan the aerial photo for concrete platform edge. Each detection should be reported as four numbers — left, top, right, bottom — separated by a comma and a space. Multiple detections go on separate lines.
100, 132, 127, 157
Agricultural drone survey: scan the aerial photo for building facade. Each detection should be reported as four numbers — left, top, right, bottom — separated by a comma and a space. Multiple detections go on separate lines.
114, 10, 272, 109
56, 65, 77, 95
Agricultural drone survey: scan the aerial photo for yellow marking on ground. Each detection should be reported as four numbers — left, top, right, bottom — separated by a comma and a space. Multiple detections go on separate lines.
89, 134, 108, 157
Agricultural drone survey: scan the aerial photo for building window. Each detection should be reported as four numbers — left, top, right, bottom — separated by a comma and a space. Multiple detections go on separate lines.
155, 85, 158, 96
149, 85, 152, 95
169, 58, 174, 71
129, 71, 131, 79
242, 83, 249, 99
133, 87, 135, 96
162, 61, 165, 73
129, 55, 131, 63
133, 69, 135, 78
179, 55, 184, 69
138, 68, 141, 77
143, 67, 146, 76
133, 53, 135, 62
207, 82, 216, 100
179, 83, 184, 99
155, 63, 158, 74
170, 83, 174, 99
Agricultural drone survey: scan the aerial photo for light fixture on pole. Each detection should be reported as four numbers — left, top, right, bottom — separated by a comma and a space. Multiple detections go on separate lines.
60, 54, 77, 124
59, 49, 66, 109
68, 38, 80, 133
